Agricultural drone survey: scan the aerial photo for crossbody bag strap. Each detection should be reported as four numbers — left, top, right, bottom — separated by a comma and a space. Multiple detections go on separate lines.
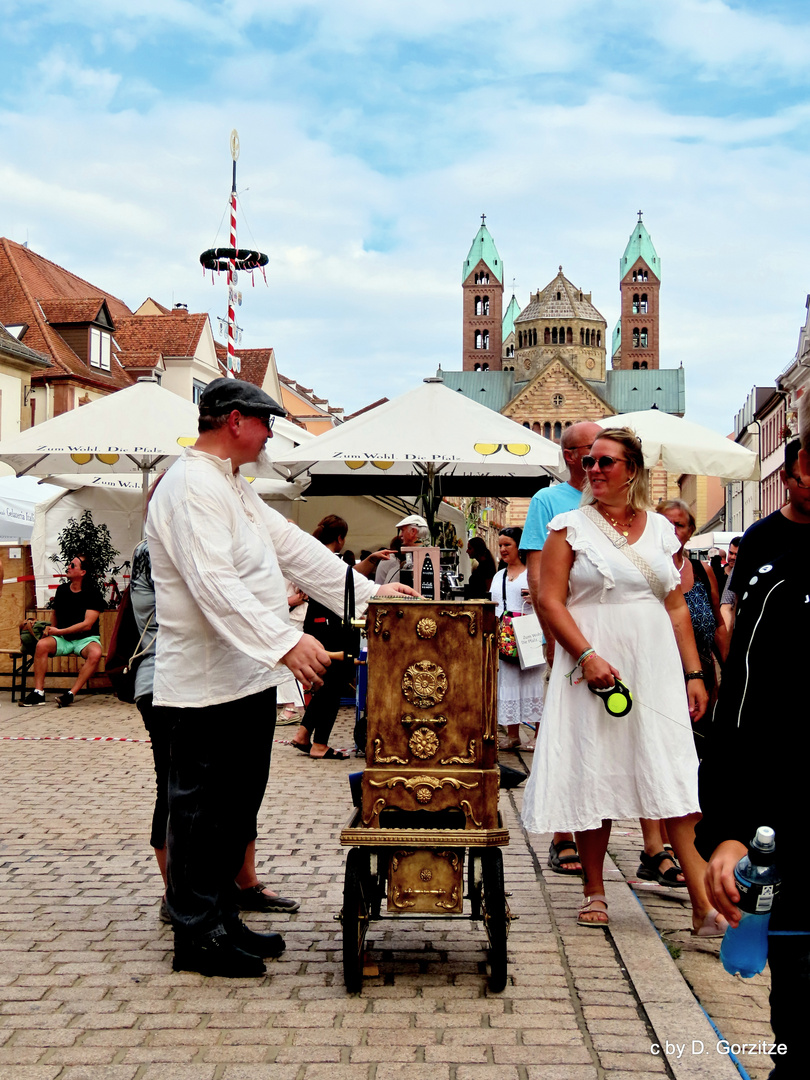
501, 570, 507, 614
128, 611, 155, 667
580, 505, 668, 603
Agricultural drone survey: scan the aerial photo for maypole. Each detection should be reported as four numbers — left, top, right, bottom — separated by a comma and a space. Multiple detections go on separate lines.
199, 130, 268, 377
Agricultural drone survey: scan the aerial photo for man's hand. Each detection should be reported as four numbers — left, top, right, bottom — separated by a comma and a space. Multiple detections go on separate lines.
705, 839, 748, 927
281, 633, 330, 688
375, 583, 419, 598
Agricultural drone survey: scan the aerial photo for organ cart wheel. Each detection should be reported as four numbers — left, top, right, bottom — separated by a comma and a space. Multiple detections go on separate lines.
341, 848, 372, 993
481, 848, 509, 992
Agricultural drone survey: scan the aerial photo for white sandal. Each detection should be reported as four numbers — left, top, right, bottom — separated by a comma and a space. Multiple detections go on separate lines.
578, 894, 609, 928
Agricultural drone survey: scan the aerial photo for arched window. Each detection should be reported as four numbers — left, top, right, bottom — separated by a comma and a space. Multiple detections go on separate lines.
532, 421, 542, 434
482, 330, 490, 350
640, 328, 648, 347
554, 421, 562, 441
580, 328, 584, 344
518, 331, 523, 348
475, 330, 482, 349
475, 271, 490, 285
482, 363, 489, 371
632, 293, 640, 314
632, 329, 640, 348
596, 331, 601, 346
632, 361, 640, 370
559, 326, 565, 342
532, 328, 538, 346
566, 327, 573, 344
640, 361, 648, 369
552, 327, 558, 344
585, 328, 590, 345
523, 421, 530, 429
474, 363, 481, 371
482, 296, 490, 315
475, 295, 482, 315
543, 422, 551, 440
556, 291, 561, 300
544, 327, 550, 344
640, 293, 648, 313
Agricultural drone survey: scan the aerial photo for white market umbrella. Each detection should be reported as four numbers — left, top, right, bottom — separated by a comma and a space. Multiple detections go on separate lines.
0, 380, 310, 489
596, 410, 758, 481
275, 378, 564, 501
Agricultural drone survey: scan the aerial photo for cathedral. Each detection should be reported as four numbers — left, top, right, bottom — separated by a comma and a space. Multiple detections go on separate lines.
442, 212, 685, 523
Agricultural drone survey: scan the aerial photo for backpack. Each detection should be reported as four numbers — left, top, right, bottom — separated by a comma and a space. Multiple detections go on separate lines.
105, 585, 154, 704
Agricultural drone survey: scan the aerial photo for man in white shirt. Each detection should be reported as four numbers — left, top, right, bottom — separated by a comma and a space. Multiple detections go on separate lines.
147, 378, 414, 978
374, 514, 428, 586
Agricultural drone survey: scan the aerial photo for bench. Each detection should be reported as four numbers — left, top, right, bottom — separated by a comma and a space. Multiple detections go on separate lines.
0, 648, 110, 704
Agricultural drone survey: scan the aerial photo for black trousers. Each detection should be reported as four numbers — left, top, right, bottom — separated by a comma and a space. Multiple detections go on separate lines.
768, 932, 810, 1077
136, 694, 170, 851
165, 687, 276, 936
300, 663, 345, 746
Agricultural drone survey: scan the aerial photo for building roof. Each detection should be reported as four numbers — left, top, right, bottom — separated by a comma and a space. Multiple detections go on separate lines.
515, 267, 605, 324
502, 294, 521, 341
344, 397, 388, 422
620, 214, 661, 281
0, 237, 133, 388
436, 367, 516, 413
462, 222, 503, 284
115, 311, 210, 371
605, 367, 684, 415
0, 322, 51, 367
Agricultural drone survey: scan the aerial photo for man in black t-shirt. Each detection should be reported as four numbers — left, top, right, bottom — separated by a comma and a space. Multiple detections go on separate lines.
21, 554, 106, 709
719, 440, 810, 633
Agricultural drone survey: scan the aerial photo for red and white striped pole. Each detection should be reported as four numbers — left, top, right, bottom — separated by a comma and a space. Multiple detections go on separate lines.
227, 131, 239, 375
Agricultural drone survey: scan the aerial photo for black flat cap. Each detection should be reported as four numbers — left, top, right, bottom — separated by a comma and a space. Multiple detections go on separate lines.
198, 377, 285, 418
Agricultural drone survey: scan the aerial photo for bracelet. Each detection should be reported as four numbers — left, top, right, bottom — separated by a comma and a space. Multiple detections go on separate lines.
684, 671, 705, 681
576, 648, 596, 667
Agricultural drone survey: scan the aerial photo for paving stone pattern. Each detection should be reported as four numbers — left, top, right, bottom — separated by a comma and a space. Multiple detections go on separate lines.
0, 696, 774, 1079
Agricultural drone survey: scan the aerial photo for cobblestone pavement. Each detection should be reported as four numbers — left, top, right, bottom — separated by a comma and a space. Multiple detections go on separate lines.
0, 695, 773, 1080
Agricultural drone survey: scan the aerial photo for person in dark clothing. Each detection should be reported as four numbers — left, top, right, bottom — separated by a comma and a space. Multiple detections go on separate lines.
21, 553, 105, 708
464, 536, 496, 599
290, 515, 354, 760
697, 438, 810, 1078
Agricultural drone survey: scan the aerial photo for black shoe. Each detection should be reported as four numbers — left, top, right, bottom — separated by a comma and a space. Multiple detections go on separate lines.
56, 691, 74, 708
235, 883, 300, 913
172, 928, 266, 977
228, 921, 286, 959
21, 690, 46, 707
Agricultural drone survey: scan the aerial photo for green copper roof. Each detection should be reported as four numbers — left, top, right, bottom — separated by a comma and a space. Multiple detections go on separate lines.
620, 215, 661, 281
462, 223, 503, 284
605, 367, 684, 416
612, 318, 621, 359
502, 294, 521, 341
436, 367, 515, 413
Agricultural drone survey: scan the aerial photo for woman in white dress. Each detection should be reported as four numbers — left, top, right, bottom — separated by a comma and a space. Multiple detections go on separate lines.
521, 428, 722, 933
490, 527, 544, 751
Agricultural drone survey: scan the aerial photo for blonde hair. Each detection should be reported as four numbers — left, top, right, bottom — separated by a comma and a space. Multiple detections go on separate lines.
656, 498, 696, 534
581, 426, 651, 511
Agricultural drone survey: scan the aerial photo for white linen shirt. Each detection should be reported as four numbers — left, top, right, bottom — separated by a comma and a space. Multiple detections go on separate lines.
146, 447, 377, 708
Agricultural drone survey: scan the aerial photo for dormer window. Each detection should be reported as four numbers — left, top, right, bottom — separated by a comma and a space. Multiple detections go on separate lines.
89, 328, 111, 370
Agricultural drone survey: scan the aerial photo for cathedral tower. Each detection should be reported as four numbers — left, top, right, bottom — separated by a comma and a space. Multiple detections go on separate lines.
612, 212, 661, 371
461, 215, 504, 371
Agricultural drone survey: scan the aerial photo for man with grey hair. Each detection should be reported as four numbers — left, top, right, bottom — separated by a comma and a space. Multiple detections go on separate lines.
374, 513, 429, 586
147, 378, 415, 978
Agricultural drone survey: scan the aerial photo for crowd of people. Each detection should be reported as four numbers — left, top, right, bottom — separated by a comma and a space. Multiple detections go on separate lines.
27, 374, 807, 1072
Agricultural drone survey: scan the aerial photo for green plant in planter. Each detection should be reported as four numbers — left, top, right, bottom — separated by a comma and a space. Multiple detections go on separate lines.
47, 510, 119, 608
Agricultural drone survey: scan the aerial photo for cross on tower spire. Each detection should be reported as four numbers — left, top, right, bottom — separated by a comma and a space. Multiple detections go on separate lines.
481, 213, 486, 226
637, 210, 643, 222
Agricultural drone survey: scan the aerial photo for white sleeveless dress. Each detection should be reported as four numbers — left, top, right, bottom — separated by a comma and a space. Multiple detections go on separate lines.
520, 509, 700, 834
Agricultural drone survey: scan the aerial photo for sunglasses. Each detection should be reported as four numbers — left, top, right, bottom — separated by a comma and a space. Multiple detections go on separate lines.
582, 455, 628, 471
244, 413, 275, 431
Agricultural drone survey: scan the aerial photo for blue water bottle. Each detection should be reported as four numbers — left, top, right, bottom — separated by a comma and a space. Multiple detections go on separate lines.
720, 826, 780, 979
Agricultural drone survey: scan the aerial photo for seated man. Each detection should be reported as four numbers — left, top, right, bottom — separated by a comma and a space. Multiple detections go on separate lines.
22, 554, 105, 708
374, 514, 428, 586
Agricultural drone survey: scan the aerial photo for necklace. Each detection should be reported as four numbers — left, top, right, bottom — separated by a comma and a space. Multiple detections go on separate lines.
599, 504, 636, 537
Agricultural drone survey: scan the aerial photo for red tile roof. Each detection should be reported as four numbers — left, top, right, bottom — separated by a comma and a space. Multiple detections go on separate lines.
0, 237, 133, 389
39, 298, 109, 324
115, 312, 209, 370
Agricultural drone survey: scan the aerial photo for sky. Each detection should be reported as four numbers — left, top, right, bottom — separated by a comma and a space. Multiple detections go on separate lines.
2, 0, 810, 435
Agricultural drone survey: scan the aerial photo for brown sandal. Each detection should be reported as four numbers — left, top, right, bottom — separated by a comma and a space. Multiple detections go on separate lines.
577, 895, 609, 928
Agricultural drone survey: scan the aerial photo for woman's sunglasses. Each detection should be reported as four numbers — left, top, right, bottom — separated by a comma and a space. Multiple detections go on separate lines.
582, 455, 628, 471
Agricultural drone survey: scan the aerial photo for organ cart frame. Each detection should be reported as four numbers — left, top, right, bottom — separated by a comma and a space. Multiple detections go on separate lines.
338, 598, 511, 993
